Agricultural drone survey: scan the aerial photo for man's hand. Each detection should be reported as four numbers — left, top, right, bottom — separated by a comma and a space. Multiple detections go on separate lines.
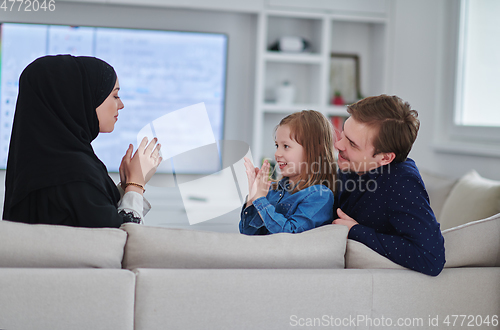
332, 208, 359, 231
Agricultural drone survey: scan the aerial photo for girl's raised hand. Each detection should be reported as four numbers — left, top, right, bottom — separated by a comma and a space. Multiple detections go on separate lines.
248, 159, 271, 204
244, 157, 259, 194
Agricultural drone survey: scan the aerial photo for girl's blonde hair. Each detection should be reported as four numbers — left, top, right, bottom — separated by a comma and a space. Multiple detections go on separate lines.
272, 110, 337, 194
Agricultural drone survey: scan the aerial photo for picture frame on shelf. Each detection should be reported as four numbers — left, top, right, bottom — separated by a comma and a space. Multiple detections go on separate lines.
329, 53, 361, 105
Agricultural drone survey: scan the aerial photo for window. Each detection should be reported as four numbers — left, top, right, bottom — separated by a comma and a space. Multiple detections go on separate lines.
434, 0, 500, 157
452, 0, 500, 142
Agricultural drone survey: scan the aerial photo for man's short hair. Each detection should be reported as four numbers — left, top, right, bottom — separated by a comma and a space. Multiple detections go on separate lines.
347, 94, 420, 163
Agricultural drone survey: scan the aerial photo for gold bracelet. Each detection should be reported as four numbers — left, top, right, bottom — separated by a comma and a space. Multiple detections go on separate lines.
124, 182, 145, 192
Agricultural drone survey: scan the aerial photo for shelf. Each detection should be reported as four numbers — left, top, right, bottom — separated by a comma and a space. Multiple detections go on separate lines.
325, 105, 348, 117
329, 19, 386, 101
264, 62, 322, 104
261, 104, 348, 117
264, 52, 323, 64
261, 103, 322, 113
267, 0, 388, 17
266, 14, 324, 54
252, 8, 389, 163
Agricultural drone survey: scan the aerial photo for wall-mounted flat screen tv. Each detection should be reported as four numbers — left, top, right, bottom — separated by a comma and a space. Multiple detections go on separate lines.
0, 22, 228, 173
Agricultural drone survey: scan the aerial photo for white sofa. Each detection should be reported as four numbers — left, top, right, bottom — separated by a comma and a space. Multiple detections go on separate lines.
1, 170, 499, 330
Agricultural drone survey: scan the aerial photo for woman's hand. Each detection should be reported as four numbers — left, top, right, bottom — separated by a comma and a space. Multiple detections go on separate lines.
119, 144, 132, 190
120, 137, 162, 193
247, 159, 271, 205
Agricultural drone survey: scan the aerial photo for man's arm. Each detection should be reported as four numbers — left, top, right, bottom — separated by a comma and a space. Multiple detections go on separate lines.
339, 175, 446, 276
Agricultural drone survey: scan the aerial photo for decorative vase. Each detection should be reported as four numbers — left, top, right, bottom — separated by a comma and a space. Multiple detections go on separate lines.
276, 80, 295, 105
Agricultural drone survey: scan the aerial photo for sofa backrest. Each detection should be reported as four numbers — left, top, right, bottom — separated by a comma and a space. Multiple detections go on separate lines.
0, 220, 127, 268
121, 223, 348, 269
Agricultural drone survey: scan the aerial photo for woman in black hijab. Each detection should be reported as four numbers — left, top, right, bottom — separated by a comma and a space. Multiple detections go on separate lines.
3, 55, 161, 227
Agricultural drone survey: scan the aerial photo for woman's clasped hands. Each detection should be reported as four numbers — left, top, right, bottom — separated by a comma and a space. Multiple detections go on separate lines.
244, 157, 271, 207
120, 137, 162, 193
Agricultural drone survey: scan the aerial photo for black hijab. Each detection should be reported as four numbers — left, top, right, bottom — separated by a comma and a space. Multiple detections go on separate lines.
3, 55, 121, 220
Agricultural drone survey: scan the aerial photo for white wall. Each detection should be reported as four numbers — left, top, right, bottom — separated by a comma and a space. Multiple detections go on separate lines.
388, 0, 500, 180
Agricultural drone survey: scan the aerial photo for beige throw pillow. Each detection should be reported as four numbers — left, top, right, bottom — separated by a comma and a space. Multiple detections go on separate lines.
121, 223, 348, 269
443, 213, 500, 268
345, 239, 405, 270
0, 220, 127, 268
438, 170, 500, 230
419, 170, 457, 220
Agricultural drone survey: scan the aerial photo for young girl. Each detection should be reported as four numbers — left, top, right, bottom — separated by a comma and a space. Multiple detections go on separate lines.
240, 110, 337, 235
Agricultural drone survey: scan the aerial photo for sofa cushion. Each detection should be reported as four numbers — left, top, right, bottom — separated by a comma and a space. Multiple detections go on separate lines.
0, 220, 127, 268
371, 268, 500, 325
443, 213, 500, 268
419, 170, 457, 220
0, 269, 135, 330
122, 223, 348, 269
133, 268, 372, 330
345, 239, 406, 270
439, 170, 500, 230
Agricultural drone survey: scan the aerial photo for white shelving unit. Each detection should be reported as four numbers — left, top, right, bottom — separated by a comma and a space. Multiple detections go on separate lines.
252, 4, 392, 163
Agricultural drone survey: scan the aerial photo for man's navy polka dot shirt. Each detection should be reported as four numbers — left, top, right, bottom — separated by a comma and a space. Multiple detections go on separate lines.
336, 158, 446, 276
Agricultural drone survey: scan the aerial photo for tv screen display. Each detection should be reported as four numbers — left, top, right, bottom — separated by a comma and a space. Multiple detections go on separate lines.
0, 22, 227, 173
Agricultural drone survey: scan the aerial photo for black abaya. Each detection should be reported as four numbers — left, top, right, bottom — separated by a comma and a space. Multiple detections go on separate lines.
3, 55, 132, 227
